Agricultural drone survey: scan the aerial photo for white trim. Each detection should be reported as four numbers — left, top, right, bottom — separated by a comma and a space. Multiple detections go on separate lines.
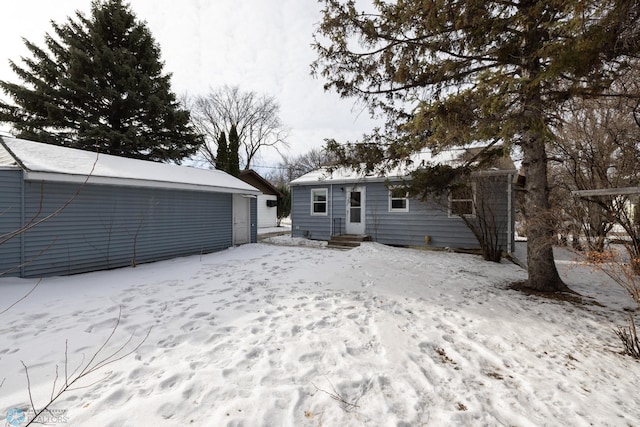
345, 186, 366, 235
448, 183, 476, 218
388, 187, 409, 212
232, 194, 251, 245
311, 188, 328, 216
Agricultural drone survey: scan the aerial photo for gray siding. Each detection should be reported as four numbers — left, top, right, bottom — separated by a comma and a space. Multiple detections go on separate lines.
292, 185, 346, 240
292, 175, 513, 251
20, 181, 233, 277
0, 169, 23, 276
363, 181, 479, 248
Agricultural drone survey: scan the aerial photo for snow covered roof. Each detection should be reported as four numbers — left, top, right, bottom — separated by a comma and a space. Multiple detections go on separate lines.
290, 147, 516, 186
0, 141, 19, 167
0, 137, 261, 195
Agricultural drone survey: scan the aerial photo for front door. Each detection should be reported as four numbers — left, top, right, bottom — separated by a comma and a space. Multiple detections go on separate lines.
233, 195, 250, 245
345, 186, 366, 235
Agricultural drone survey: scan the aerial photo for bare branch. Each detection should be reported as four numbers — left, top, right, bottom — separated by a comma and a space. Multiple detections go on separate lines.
187, 85, 288, 170
0, 153, 99, 246
312, 378, 360, 413
21, 361, 36, 414
18, 306, 152, 426
0, 279, 42, 315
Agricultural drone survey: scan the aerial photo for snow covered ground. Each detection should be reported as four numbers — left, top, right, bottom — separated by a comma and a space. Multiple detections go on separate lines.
1, 238, 639, 426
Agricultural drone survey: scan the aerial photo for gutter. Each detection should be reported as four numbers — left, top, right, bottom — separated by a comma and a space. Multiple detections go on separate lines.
507, 172, 513, 254
330, 184, 334, 236
23, 171, 262, 196
291, 169, 519, 186
572, 187, 640, 197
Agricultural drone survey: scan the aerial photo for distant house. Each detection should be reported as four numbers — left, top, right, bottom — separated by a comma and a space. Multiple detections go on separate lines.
239, 169, 284, 228
572, 187, 640, 224
0, 137, 261, 278
289, 148, 517, 253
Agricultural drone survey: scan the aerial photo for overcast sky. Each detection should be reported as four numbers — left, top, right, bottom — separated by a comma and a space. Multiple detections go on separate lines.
0, 0, 380, 168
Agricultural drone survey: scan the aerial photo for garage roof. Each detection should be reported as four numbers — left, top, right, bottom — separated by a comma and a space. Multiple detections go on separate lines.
0, 136, 261, 195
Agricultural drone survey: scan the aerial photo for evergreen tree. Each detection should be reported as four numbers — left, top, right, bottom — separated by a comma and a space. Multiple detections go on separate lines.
215, 132, 228, 171
227, 124, 240, 177
276, 184, 291, 227
313, 0, 640, 292
0, 0, 202, 163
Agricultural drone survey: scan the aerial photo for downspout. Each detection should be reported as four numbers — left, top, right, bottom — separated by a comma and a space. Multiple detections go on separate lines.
20, 169, 25, 277
330, 184, 334, 237
507, 173, 513, 254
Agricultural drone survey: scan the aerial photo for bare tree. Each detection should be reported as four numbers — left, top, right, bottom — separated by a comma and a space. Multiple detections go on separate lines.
549, 76, 640, 254
186, 86, 289, 170
407, 171, 510, 262
458, 175, 511, 262
266, 147, 336, 187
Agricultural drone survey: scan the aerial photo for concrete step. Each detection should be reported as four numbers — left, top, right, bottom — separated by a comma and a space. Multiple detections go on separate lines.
327, 234, 371, 249
330, 234, 371, 242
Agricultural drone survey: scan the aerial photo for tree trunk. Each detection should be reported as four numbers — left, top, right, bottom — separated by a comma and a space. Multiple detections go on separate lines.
522, 137, 570, 292
518, 4, 570, 293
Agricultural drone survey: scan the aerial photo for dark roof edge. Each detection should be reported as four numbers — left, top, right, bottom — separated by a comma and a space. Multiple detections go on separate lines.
239, 169, 284, 198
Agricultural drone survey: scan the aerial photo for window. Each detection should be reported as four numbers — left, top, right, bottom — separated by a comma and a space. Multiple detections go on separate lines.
449, 184, 475, 217
388, 187, 409, 212
311, 188, 328, 216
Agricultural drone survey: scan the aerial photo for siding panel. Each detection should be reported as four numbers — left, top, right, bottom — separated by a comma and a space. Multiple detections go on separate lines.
257, 195, 277, 228
0, 169, 23, 276
21, 181, 233, 277
362, 181, 479, 248
291, 185, 346, 240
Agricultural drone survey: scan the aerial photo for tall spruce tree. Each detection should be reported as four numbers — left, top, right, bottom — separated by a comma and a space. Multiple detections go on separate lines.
313, 0, 640, 292
0, 0, 202, 163
227, 124, 240, 177
215, 132, 228, 172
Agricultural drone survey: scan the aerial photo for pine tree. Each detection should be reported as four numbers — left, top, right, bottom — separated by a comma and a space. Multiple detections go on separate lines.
215, 132, 228, 171
0, 0, 202, 163
313, 0, 640, 292
276, 184, 291, 226
227, 124, 240, 177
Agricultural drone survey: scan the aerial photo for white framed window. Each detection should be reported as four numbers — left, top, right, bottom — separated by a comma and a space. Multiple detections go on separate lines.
388, 187, 409, 212
311, 188, 328, 216
449, 183, 476, 217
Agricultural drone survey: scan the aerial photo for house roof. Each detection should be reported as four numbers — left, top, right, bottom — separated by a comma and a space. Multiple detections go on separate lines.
290, 146, 516, 186
0, 136, 261, 195
239, 169, 284, 198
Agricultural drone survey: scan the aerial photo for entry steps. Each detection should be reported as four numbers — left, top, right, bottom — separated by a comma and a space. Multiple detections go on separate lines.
327, 234, 371, 249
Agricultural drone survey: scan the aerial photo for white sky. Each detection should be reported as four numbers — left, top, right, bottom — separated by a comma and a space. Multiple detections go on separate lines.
0, 0, 380, 168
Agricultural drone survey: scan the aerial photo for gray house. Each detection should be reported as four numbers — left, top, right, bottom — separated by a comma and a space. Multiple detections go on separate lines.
0, 137, 261, 278
290, 148, 517, 253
